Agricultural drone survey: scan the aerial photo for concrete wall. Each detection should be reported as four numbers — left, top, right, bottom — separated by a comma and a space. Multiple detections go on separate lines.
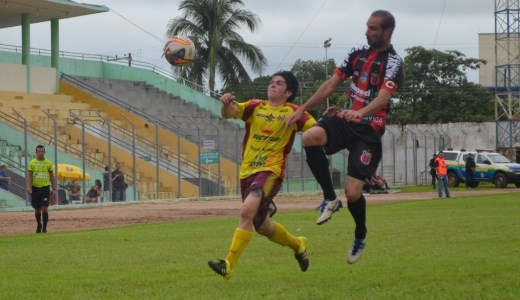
381, 122, 497, 186
478, 33, 494, 88
479, 32, 520, 89
0, 62, 56, 94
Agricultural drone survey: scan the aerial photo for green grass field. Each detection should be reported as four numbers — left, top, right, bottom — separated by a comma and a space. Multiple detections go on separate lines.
1, 192, 519, 299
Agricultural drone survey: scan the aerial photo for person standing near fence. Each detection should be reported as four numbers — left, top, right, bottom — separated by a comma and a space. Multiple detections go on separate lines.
465, 153, 476, 189
429, 153, 437, 189
26, 145, 57, 233
208, 71, 316, 280
111, 163, 126, 202
102, 165, 110, 202
435, 151, 450, 198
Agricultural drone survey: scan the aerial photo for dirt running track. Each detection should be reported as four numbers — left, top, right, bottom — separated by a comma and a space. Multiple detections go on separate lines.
0, 189, 515, 236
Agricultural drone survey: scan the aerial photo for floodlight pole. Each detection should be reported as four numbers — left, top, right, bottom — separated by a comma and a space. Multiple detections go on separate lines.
324, 38, 332, 107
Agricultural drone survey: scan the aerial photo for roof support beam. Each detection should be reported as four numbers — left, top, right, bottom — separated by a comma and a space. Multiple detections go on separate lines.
21, 12, 30, 92
51, 18, 59, 92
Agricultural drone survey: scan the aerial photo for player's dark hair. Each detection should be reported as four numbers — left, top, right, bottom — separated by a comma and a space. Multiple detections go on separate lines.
371, 10, 395, 31
272, 70, 299, 103
36, 145, 45, 151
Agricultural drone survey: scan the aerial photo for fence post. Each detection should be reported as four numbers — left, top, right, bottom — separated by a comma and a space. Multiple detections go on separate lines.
120, 114, 137, 201
12, 109, 30, 205
42, 109, 59, 205
69, 111, 86, 204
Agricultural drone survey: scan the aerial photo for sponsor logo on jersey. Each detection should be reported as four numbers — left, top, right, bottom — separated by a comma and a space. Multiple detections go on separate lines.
361, 71, 368, 83
370, 72, 379, 85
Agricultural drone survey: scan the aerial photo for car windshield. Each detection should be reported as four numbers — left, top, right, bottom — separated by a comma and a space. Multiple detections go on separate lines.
486, 154, 512, 163
443, 152, 458, 161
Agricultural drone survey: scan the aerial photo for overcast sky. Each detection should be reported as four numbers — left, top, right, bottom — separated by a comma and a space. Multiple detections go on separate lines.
0, 0, 495, 85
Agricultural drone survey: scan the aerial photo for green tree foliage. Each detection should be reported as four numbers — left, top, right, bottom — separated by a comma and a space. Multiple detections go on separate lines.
289, 58, 347, 118
248, 75, 271, 100
225, 59, 346, 110
166, 0, 267, 97
391, 46, 494, 124
216, 75, 271, 102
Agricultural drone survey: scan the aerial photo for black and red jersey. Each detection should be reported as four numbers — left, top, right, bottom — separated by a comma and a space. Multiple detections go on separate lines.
334, 44, 404, 134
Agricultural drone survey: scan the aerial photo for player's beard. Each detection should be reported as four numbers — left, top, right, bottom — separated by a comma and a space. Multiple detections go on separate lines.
368, 37, 384, 49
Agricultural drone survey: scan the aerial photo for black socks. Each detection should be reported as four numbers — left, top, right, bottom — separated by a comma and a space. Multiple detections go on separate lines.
347, 194, 367, 240
35, 211, 48, 233
304, 146, 337, 200
42, 212, 48, 232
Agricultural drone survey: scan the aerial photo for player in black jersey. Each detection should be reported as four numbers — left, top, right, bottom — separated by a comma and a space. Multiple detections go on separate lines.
287, 10, 404, 264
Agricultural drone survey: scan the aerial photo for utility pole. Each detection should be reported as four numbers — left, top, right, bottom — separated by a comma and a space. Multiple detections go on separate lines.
324, 38, 332, 107
323, 38, 333, 186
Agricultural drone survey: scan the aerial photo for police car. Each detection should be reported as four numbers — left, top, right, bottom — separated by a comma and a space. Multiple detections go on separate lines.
443, 149, 520, 188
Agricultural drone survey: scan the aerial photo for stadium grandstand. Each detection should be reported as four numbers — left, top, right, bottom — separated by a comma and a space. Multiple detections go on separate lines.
0, 0, 326, 209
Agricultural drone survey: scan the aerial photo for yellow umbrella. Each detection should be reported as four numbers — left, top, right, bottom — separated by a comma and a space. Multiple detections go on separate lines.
56, 164, 91, 181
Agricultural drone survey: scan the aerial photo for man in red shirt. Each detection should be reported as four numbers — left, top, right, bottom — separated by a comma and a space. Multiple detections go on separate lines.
287, 10, 404, 264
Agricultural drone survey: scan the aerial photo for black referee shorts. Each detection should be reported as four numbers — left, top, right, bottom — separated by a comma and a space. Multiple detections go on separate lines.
31, 186, 51, 209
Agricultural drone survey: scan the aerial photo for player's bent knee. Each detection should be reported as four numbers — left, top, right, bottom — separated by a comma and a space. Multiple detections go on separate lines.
302, 127, 327, 146
345, 189, 362, 202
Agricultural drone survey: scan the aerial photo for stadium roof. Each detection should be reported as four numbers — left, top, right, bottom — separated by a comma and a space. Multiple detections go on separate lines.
0, 0, 108, 28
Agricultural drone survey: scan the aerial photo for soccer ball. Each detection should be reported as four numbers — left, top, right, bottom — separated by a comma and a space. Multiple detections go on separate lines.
163, 36, 196, 66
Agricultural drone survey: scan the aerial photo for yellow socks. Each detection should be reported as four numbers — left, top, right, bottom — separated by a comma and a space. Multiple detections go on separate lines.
268, 222, 300, 253
224, 223, 301, 270
225, 227, 253, 269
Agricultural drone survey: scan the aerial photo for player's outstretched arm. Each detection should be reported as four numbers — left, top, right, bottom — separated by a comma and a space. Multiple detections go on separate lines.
220, 93, 238, 119
286, 74, 342, 129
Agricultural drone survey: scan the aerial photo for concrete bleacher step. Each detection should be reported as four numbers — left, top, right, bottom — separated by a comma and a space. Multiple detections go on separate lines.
0, 139, 23, 161
61, 76, 242, 194
57, 134, 70, 143
2, 96, 204, 199
68, 143, 84, 152
61, 114, 200, 197
90, 152, 104, 161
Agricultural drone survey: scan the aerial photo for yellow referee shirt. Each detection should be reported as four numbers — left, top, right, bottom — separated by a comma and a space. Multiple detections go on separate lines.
28, 158, 54, 188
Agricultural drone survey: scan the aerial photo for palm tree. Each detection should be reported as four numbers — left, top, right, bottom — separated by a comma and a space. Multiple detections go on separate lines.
166, 0, 267, 97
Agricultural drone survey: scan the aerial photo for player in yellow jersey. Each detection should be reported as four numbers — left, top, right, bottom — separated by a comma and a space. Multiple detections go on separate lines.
208, 71, 317, 279
26, 145, 57, 233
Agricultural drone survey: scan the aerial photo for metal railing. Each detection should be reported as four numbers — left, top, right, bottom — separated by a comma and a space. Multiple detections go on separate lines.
68, 110, 201, 180
61, 75, 239, 192
0, 43, 210, 95
61, 74, 238, 163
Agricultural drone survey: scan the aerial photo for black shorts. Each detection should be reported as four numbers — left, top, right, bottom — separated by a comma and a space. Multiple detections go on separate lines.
318, 117, 382, 181
31, 186, 51, 209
